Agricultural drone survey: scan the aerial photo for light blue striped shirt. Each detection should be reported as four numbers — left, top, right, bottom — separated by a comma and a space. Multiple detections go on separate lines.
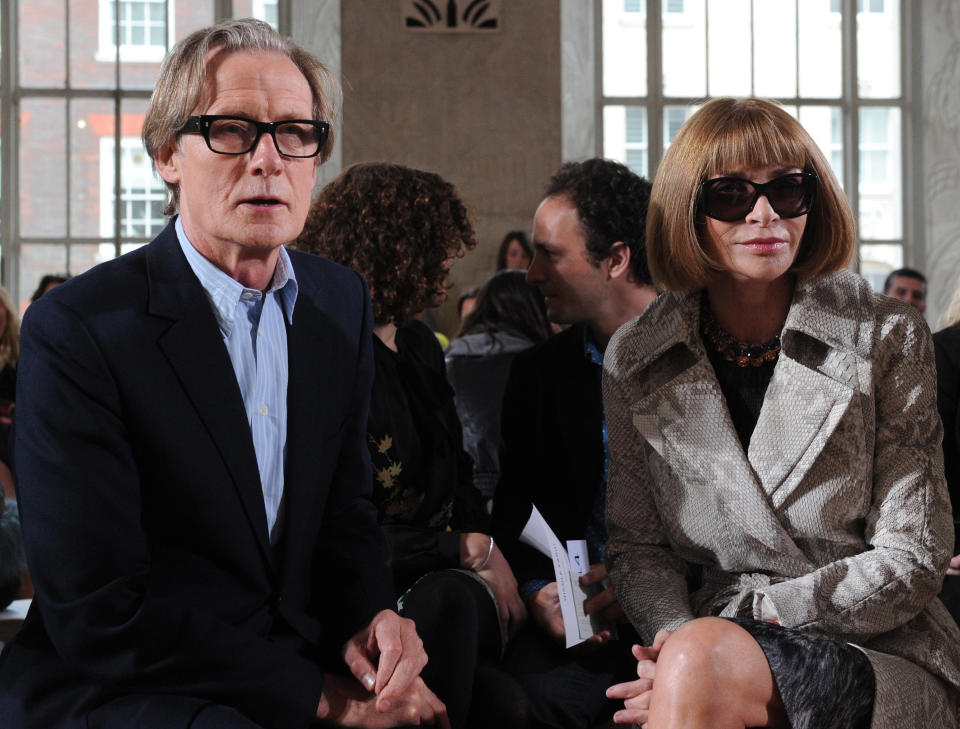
176, 217, 298, 543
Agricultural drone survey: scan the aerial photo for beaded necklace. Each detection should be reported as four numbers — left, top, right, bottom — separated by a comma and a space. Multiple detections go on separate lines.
700, 299, 781, 368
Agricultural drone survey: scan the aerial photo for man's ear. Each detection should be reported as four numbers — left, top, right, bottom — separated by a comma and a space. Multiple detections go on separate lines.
606, 241, 632, 280
153, 142, 181, 185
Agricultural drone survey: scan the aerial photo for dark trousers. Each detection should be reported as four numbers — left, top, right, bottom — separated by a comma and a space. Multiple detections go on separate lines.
499, 623, 638, 729
400, 569, 527, 729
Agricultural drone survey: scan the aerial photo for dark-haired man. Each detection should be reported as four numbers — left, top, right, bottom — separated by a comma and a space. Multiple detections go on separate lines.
0, 18, 442, 729
883, 267, 927, 313
492, 158, 657, 729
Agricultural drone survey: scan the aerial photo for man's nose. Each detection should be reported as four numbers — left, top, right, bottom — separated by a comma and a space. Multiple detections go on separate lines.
249, 131, 283, 175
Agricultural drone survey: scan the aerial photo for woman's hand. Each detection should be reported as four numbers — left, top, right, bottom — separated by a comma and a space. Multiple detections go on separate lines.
947, 554, 960, 577
606, 629, 673, 727
461, 533, 527, 638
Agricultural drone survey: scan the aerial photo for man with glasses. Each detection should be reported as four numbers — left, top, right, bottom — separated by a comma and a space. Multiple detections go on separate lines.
0, 19, 444, 729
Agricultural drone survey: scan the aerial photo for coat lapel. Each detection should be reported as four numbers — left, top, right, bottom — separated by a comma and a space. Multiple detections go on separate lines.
145, 224, 272, 565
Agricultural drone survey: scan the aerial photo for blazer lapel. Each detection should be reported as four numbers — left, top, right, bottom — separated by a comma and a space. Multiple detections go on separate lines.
279, 292, 328, 568
145, 225, 272, 565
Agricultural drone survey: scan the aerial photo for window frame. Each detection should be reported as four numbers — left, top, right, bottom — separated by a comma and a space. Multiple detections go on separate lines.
595, 0, 919, 276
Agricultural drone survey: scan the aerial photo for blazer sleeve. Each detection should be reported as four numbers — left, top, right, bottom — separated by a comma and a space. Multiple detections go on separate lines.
756, 307, 954, 639
15, 296, 327, 729
602, 355, 695, 643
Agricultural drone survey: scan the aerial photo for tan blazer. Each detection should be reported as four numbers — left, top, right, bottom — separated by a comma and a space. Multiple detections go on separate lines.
604, 270, 960, 728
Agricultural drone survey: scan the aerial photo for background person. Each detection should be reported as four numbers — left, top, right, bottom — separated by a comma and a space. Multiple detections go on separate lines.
604, 97, 960, 729
882, 266, 927, 313
296, 162, 526, 729
445, 269, 552, 510
496, 230, 533, 271
492, 159, 657, 729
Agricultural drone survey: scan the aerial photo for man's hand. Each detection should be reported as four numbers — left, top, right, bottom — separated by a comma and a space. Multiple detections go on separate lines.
461, 533, 527, 639
529, 582, 565, 643
581, 563, 626, 625
317, 673, 449, 728
606, 629, 673, 727
342, 609, 427, 712
947, 553, 960, 576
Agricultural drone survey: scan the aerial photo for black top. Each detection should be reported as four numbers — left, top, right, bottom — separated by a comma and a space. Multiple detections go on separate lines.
703, 335, 776, 452
933, 323, 960, 549
369, 319, 488, 594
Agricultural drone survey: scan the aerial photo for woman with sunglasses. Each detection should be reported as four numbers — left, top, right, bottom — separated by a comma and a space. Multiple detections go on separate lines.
603, 97, 960, 729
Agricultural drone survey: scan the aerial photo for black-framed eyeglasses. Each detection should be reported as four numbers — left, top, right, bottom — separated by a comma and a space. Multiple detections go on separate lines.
699, 172, 817, 222
179, 115, 330, 158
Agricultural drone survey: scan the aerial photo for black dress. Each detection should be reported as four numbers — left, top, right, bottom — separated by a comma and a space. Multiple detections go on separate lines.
369, 320, 513, 729
704, 335, 875, 729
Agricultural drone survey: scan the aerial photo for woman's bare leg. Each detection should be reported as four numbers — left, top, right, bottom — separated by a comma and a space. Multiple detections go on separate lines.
647, 617, 789, 729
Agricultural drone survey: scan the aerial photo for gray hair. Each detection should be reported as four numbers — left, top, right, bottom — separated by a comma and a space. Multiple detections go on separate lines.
142, 18, 339, 215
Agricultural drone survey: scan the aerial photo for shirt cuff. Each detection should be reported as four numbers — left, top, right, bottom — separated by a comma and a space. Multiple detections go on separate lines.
519, 579, 551, 604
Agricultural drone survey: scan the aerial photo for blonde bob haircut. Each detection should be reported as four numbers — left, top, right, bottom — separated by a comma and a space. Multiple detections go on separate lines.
647, 97, 856, 292
142, 18, 339, 216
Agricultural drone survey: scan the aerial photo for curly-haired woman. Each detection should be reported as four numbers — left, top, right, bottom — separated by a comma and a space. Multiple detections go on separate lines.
295, 162, 526, 729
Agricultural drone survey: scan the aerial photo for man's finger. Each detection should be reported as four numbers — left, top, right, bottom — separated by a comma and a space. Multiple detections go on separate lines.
341, 640, 377, 692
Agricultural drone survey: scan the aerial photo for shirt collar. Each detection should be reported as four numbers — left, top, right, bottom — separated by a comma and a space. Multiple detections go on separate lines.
175, 216, 298, 336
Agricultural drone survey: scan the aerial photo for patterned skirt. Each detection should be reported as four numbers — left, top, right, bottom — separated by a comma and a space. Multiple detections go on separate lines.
729, 617, 875, 729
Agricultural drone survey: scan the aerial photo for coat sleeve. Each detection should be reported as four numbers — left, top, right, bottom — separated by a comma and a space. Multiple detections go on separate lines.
602, 332, 695, 643
756, 305, 953, 639
14, 296, 328, 729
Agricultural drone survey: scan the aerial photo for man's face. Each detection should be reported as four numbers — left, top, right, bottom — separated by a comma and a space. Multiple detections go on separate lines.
886, 274, 927, 313
156, 49, 317, 262
526, 195, 608, 326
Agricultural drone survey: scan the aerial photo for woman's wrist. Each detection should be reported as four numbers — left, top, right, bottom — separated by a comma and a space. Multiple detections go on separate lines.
460, 532, 495, 571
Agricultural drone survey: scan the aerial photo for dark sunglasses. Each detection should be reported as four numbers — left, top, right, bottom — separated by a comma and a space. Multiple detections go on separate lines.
699, 172, 817, 222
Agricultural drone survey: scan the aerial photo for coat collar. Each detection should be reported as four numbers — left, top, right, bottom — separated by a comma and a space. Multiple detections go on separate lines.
613, 270, 875, 574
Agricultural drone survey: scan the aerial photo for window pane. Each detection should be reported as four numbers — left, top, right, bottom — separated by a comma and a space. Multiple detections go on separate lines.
602, 0, 647, 97
71, 0, 116, 89
19, 0, 66, 87
21, 99, 67, 238
800, 2, 843, 97
858, 0, 900, 97
603, 106, 648, 178
119, 99, 167, 240
798, 106, 844, 189
69, 244, 120, 277
19, 244, 67, 314
663, 105, 697, 150
754, 0, 797, 98
70, 99, 115, 238
707, 0, 751, 96
662, 0, 705, 97
858, 107, 901, 239
859, 244, 902, 292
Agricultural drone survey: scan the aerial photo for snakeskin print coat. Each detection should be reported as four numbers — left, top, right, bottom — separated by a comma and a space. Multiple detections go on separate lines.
604, 269, 960, 727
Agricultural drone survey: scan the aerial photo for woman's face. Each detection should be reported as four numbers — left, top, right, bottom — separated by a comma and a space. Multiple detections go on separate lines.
702, 165, 808, 286
505, 239, 531, 270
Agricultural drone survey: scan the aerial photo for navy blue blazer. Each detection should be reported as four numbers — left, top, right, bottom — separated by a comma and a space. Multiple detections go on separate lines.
0, 221, 394, 729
